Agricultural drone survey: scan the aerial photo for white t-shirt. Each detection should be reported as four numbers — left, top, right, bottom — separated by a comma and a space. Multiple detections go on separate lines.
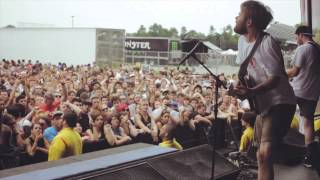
236, 35, 296, 115
17, 118, 32, 132
290, 42, 320, 101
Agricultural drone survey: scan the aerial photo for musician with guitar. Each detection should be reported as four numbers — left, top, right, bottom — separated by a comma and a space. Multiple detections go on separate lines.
233, 1, 296, 180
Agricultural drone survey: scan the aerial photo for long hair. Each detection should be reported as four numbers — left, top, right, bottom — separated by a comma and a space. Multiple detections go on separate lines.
241, 0, 273, 31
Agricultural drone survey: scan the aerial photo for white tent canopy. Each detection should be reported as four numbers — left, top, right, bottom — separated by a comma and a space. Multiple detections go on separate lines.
202, 41, 222, 51
221, 49, 238, 55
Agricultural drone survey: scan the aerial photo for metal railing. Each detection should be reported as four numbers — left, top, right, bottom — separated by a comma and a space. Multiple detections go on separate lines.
123, 50, 294, 75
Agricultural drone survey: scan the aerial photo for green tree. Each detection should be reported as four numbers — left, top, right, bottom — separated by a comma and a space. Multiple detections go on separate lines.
223, 25, 233, 35
206, 25, 219, 45
147, 23, 175, 37
184, 30, 206, 39
136, 25, 147, 36
5, 24, 15, 28
169, 27, 179, 38
148, 23, 162, 36
129, 24, 240, 50
206, 33, 221, 48
219, 25, 238, 50
180, 26, 187, 39
209, 25, 215, 36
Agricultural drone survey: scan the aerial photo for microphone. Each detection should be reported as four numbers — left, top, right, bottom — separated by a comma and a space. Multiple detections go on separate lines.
178, 40, 202, 70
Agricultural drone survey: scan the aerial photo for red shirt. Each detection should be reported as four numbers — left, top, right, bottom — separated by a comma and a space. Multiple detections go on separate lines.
39, 100, 61, 112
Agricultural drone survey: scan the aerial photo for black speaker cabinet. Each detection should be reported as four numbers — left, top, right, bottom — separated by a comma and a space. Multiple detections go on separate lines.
73, 145, 240, 180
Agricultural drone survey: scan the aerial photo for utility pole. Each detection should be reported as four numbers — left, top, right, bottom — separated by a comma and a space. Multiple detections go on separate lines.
71, 16, 74, 28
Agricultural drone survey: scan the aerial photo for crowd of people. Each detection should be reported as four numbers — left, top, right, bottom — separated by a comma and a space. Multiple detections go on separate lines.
0, 58, 252, 169
1, 2, 320, 180
0, 56, 318, 171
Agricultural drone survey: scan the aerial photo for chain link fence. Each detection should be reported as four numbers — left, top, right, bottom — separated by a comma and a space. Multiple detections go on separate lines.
124, 50, 294, 76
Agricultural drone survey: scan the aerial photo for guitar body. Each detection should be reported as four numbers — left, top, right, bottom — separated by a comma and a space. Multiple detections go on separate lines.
239, 75, 260, 114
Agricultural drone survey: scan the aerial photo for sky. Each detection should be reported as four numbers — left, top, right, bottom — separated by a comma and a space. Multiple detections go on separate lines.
0, 0, 301, 34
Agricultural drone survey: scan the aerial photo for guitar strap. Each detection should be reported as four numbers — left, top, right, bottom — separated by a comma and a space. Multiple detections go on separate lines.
307, 41, 320, 61
238, 32, 266, 80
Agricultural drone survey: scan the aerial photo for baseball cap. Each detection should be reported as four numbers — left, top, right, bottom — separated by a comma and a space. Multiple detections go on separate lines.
53, 110, 63, 118
155, 79, 161, 85
295, 25, 314, 37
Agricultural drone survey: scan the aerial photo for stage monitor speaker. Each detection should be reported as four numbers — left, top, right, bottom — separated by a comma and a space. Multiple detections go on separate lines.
275, 129, 307, 165
82, 163, 167, 180
65, 145, 239, 180
148, 145, 240, 180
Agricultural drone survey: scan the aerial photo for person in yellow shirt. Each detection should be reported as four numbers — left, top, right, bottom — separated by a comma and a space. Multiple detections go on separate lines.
290, 114, 300, 130
239, 112, 256, 152
314, 119, 320, 133
291, 113, 320, 134
159, 118, 183, 150
48, 110, 82, 161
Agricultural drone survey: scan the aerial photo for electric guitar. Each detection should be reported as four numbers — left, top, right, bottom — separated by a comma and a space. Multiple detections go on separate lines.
227, 76, 259, 113
238, 75, 259, 113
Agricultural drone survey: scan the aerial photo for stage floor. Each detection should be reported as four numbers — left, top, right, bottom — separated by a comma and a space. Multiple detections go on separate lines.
275, 163, 319, 180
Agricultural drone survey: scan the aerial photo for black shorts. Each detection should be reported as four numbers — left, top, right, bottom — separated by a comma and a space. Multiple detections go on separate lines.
296, 97, 317, 121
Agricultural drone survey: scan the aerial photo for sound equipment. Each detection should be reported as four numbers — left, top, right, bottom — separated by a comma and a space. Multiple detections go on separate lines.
275, 129, 306, 165
69, 145, 240, 180
80, 163, 167, 180
0, 144, 240, 180
0, 143, 175, 180
147, 145, 240, 180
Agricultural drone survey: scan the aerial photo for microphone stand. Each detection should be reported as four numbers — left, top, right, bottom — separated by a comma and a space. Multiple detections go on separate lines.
178, 40, 202, 70
179, 44, 226, 180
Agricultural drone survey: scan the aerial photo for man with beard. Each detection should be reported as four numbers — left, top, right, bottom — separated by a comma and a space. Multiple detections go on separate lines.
233, 1, 296, 180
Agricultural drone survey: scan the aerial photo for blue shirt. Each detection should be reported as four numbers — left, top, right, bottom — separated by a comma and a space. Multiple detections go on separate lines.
43, 127, 58, 143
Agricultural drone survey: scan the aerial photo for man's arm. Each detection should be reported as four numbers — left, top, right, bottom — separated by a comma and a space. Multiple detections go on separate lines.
151, 118, 158, 142
286, 66, 300, 78
64, 102, 81, 116
6, 79, 20, 106
103, 124, 116, 146
235, 76, 280, 97
134, 114, 151, 133
251, 76, 280, 94
60, 80, 68, 102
